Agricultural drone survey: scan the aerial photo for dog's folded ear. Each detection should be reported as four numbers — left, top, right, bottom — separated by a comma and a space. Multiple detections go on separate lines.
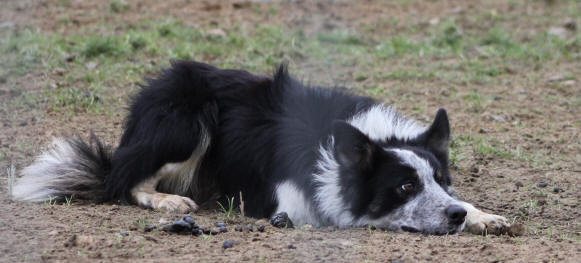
419, 108, 450, 154
332, 121, 377, 169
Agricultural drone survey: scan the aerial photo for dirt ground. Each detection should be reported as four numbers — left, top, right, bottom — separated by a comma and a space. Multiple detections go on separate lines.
1, 0, 580, 262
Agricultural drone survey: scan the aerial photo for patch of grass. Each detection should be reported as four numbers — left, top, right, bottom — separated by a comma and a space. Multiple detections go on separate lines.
217, 196, 237, 220
200, 233, 214, 241
2, 12, 579, 119
64, 195, 73, 207
432, 20, 463, 52
44, 196, 57, 206
130, 36, 147, 51
481, 28, 516, 51
318, 31, 365, 45
474, 138, 513, 159
510, 145, 551, 168
47, 86, 104, 114
82, 36, 127, 58
449, 134, 473, 168
461, 90, 487, 112
135, 217, 150, 230
110, 0, 130, 13
384, 69, 435, 80
0, 29, 58, 78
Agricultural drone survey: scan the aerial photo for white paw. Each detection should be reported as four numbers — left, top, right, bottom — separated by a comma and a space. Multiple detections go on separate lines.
465, 210, 510, 235
152, 194, 198, 213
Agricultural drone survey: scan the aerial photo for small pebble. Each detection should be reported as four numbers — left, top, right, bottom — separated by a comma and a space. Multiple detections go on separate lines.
183, 214, 196, 225
220, 226, 228, 233
234, 225, 243, 232
538, 182, 548, 188
257, 225, 265, 232
223, 240, 235, 249
215, 222, 226, 228
210, 229, 220, 235
247, 224, 254, 232
192, 228, 203, 236
270, 212, 294, 229
553, 186, 560, 193
119, 231, 129, 236
144, 225, 156, 232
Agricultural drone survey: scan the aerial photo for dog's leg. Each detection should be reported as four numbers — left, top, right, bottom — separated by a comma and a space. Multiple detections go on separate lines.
460, 202, 510, 235
131, 172, 198, 213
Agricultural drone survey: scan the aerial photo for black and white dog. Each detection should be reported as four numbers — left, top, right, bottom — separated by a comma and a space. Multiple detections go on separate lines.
12, 61, 509, 235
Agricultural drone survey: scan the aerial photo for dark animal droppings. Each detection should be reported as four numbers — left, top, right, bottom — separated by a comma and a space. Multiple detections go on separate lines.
538, 182, 548, 188
246, 224, 254, 232
257, 225, 265, 232
162, 219, 193, 234
220, 226, 228, 233
172, 220, 192, 232
215, 222, 226, 228
223, 240, 235, 249
144, 225, 156, 232
192, 228, 203, 236
183, 214, 196, 225
270, 212, 294, 228
235, 225, 243, 232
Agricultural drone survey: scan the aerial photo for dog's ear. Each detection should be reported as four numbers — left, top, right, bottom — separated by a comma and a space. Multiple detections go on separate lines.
420, 109, 450, 154
332, 121, 377, 168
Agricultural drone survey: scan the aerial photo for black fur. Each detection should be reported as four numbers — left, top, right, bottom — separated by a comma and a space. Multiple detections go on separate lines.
17, 61, 452, 225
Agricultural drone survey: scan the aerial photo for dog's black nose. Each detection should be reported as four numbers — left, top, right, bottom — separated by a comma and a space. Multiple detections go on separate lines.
445, 205, 467, 225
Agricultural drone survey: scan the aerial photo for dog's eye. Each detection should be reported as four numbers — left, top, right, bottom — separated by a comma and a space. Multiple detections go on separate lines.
401, 183, 414, 192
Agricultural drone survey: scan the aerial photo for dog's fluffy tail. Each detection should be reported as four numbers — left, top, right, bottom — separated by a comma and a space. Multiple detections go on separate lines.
11, 134, 112, 202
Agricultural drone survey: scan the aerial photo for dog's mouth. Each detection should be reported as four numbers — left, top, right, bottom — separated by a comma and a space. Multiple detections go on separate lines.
401, 226, 459, 236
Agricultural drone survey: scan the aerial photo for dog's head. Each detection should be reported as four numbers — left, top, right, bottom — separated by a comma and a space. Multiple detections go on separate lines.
331, 109, 466, 235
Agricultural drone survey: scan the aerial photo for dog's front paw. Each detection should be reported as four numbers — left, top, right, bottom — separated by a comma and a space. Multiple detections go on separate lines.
151, 194, 199, 213
465, 210, 510, 235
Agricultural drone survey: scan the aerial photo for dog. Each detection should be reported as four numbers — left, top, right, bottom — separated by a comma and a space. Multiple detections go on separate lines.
12, 61, 509, 235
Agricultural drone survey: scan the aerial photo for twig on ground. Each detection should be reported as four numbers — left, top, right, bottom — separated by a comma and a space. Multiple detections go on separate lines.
239, 191, 245, 218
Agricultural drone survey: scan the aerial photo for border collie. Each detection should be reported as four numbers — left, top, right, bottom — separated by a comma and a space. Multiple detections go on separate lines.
12, 61, 509, 235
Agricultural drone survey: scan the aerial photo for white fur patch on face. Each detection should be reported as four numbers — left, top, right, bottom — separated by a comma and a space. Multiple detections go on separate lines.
274, 181, 319, 226
361, 149, 464, 233
348, 105, 425, 141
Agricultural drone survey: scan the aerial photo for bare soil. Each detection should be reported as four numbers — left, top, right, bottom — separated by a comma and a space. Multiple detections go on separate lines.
1, 0, 580, 262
